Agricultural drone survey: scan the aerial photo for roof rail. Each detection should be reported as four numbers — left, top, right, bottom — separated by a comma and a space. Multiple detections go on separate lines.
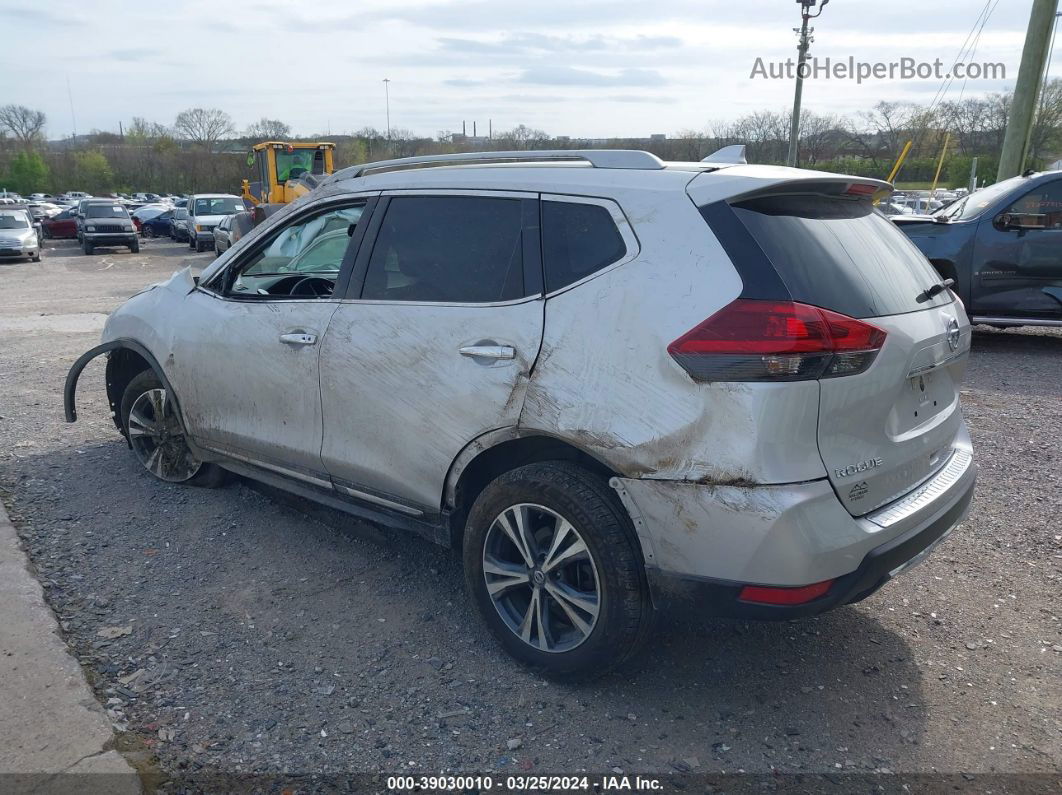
332, 149, 666, 180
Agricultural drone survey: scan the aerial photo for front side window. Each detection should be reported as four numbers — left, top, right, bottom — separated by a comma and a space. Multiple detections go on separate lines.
194, 197, 243, 216
542, 200, 627, 292
219, 203, 365, 299
1004, 180, 1062, 229
362, 196, 525, 303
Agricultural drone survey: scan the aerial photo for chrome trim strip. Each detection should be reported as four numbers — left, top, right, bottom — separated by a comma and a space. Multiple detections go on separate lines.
972, 316, 1062, 328
334, 484, 424, 516
867, 449, 973, 529
199, 444, 334, 489
907, 349, 968, 377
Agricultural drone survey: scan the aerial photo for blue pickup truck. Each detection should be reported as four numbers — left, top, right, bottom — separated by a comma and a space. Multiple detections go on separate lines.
894, 170, 1062, 328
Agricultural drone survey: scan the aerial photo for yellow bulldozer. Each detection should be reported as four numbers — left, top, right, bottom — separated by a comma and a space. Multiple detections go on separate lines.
240, 141, 335, 207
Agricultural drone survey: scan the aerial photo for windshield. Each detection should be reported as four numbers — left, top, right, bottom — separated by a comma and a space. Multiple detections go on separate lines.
0, 212, 29, 229
935, 176, 1026, 221
194, 197, 243, 215
86, 205, 129, 218
276, 150, 316, 182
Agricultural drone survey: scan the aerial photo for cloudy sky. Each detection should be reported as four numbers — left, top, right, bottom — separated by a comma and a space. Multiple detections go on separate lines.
1, 0, 1057, 139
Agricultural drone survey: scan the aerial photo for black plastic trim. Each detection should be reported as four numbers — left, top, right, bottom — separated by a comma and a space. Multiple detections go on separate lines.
698, 201, 791, 301
64, 339, 182, 427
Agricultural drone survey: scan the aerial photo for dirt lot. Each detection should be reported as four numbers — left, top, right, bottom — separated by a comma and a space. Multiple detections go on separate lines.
0, 238, 1059, 789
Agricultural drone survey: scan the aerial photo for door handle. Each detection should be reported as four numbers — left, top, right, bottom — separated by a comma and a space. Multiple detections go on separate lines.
279, 332, 317, 346
459, 345, 515, 360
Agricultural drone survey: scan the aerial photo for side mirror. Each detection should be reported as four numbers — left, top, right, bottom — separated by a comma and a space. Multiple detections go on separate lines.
997, 212, 1043, 231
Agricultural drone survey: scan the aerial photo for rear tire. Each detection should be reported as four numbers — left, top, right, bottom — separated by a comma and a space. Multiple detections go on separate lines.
463, 461, 653, 679
120, 370, 227, 488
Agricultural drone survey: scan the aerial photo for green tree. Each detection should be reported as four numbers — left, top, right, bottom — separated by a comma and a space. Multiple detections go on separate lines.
73, 151, 114, 194
7, 151, 50, 194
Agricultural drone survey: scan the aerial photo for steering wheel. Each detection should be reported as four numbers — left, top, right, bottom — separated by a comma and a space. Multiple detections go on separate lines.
289, 276, 334, 297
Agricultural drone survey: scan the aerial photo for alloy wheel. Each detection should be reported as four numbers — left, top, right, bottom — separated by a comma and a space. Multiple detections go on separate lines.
127, 388, 202, 482
482, 503, 601, 653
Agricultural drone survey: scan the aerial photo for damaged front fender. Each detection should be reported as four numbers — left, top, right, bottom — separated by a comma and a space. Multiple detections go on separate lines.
63, 338, 182, 430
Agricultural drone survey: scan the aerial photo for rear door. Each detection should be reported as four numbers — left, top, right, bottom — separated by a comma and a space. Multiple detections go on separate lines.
319, 191, 544, 512
727, 191, 971, 515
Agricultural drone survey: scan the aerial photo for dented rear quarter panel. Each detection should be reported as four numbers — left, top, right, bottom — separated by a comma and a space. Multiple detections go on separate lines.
519, 188, 828, 485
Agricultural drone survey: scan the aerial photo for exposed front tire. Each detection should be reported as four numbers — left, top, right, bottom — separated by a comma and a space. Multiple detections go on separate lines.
120, 370, 227, 488
463, 462, 653, 679
83, 241, 93, 255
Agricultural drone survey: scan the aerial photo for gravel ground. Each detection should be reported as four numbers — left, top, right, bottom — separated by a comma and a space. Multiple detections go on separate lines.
0, 239, 1060, 788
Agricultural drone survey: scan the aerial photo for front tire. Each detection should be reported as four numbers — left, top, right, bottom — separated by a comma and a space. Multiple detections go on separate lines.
120, 370, 226, 487
83, 241, 93, 255
130, 239, 140, 253
463, 462, 653, 679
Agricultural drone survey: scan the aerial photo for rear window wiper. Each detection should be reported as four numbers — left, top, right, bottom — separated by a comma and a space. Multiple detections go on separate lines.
917, 278, 955, 303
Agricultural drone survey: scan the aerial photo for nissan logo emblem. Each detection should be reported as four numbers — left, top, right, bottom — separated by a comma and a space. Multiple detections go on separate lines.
946, 317, 960, 352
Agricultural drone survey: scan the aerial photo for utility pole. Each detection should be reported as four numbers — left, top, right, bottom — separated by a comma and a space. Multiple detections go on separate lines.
383, 78, 392, 149
786, 0, 829, 168
997, 0, 1059, 180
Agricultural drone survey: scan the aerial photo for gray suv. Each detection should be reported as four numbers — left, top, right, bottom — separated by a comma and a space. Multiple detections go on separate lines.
65, 149, 977, 677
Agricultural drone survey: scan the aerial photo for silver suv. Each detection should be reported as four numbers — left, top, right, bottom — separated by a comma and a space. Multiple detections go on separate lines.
65, 149, 977, 677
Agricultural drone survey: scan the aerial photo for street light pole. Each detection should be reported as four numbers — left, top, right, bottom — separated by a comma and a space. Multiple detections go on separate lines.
383, 78, 392, 150
786, 0, 829, 168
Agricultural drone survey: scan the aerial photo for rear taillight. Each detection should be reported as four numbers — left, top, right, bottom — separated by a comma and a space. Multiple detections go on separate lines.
668, 299, 886, 382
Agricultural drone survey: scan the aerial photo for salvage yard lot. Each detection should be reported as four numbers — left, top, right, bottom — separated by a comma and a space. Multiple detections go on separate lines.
0, 239, 1059, 783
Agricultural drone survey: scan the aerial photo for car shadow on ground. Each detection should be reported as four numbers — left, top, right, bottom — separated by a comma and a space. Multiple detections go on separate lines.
7, 437, 930, 773
971, 325, 1062, 354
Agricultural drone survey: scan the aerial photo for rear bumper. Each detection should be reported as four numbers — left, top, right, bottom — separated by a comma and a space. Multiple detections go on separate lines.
645, 474, 973, 619
612, 423, 976, 618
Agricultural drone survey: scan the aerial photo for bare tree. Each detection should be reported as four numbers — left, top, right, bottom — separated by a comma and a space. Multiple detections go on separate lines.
244, 118, 292, 141
0, 104, 47, 147
174, 107, 235, 148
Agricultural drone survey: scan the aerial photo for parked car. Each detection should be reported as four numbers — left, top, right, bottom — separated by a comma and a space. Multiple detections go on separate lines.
141, 209, 175, 238
65, 150, 977, 677
80, 202, 139, 254
894, 169, 1062, 328
212, 215, 235, 255
171, 207, 190, 241
42, 207, 79, 239
186, 194, 243, 252
0, 207, 42, 262
75, 197, 120, 242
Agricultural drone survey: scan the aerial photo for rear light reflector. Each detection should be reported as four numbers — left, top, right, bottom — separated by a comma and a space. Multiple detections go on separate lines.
668, 299, 886, 382
738, 579, 834, 605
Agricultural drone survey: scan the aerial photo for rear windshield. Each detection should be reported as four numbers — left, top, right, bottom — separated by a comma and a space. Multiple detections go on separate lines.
731, 195, 952, 318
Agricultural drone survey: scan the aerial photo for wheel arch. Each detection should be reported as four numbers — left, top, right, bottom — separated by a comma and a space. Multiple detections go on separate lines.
64, 338, 184, 442
443, 429, 619, 549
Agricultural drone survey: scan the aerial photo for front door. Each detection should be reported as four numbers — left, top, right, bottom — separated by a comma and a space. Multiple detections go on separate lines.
971, 178, 1062, 319
167, 198, 372, 477
319, 192, 545, 511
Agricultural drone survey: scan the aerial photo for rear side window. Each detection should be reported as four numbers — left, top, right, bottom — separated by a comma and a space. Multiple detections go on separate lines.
729, 196, 952, 318
362, 196, 525, 303
542, 200, 626, 292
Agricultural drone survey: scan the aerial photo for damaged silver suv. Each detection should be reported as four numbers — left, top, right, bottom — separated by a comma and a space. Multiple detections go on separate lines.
66, 149, 977, 677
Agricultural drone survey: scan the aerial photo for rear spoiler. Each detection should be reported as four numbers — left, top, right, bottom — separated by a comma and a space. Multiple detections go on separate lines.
687, 170, 894, 209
